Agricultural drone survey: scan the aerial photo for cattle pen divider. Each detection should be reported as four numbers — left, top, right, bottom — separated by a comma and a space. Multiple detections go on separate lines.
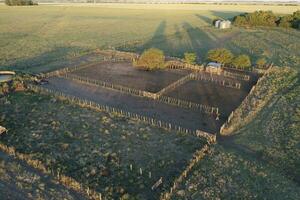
28, 84, 217, 144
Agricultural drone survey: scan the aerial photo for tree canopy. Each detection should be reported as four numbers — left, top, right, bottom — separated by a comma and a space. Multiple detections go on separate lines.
232, 55, 251, 69
133, 48, 165, 70
233, 10, 300, 30
256, 58, 267, 68
184, 52, 197, 65
207, 48, 233, 64
5, 0, 37, 6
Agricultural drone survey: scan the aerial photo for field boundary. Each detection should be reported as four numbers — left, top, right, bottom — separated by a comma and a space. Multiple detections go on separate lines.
191, 72, 242, 89
28, 84, 217, 143
160, 144, 210, 200
59, 72, 220, 116
0, 142, 103, 200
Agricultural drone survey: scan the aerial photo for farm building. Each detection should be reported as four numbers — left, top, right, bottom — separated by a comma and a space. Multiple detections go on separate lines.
214, 20, 231, 29
0, 71, 15, 83
206, 62, 223, 74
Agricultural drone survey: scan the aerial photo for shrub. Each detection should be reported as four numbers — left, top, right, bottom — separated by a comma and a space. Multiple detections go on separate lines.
233, 10, 300, 30
133, 48, 165, 71
207, 48, 233, 64
184, 52, 197, 65
256, 57, 267, 68
233, 11, 277, 27
232, 55, 251, 69
5, 0, 37, 6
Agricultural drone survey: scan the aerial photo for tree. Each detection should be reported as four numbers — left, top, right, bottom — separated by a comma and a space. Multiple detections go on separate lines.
5, 0, 37, 6
278, 15, 293, 28
232, 55, 251, 69
207, 48, 233, 64
256, 58, 267, 68
133, 48, 165, 71
184, 52, 197, 65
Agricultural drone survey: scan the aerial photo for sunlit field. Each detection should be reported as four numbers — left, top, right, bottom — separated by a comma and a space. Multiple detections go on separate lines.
0, 3, 299, 73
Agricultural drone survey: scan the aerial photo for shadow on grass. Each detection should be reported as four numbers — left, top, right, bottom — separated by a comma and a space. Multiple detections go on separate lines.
0, 46, 89, 74
210, 10, 242, 21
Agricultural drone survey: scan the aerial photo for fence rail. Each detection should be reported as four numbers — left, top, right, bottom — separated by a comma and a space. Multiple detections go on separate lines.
223, 70, 250, 81
61, 73, 219, 116
160, 144, 210, 200
191, 73, 242, 89
28, 85, 216, 143
156, 73, 193, 97
158, 95, 219, 116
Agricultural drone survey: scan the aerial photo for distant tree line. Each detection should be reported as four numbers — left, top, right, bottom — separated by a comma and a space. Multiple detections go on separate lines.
133, 47, 266, 71
5, 0, 37, 6
233, 10, 300, 30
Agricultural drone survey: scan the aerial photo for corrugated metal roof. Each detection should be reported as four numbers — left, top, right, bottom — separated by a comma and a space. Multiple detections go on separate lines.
207, 62, 222, 68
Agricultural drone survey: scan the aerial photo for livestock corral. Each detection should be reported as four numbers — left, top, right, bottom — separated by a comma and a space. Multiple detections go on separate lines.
41, 50, 259, 136
0, 48, 264, 199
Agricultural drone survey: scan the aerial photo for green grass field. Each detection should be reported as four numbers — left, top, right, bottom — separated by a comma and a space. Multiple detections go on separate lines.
171, 67, 300, 199
0, 3, 299, 73
0, 91, 206, 199
1, 3, 300, 199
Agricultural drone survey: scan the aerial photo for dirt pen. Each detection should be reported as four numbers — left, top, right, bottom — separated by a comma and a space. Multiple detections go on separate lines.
40, 51, 259, 137
70, 61, 191, 93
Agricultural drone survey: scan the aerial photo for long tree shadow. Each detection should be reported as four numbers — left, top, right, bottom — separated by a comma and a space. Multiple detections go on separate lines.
195, 14, 213, 26
134, 20, 172, 54
211, 10, 242, 21
182, 22, 216, 61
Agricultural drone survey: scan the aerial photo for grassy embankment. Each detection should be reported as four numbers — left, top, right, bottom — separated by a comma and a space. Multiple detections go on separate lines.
171, 67, 300, 199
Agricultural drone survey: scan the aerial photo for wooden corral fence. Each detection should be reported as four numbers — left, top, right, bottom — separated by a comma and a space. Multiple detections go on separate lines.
158, 95, 219, 117
160, 144, 210, 200
60, 73, 151, 98
165, 60, 204, 72
43, 57, 128, 78
156, 73, 194, 97
28, 85, 216, 143
60, 73, 219, 116
219, 65, 274, 135
191, 73, 242, 89
0, 142, 103, 200
95, 49, 139, 61
223, 70, 250, 81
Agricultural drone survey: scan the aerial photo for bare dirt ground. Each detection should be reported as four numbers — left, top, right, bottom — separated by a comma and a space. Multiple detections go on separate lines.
43, 77, 222, 133
71, 61, 191, 93
166, 80, 249, 117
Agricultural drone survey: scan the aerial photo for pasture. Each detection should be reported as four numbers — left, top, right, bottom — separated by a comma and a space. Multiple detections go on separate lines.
0, 91, 207, 199
0, 3, 299, 73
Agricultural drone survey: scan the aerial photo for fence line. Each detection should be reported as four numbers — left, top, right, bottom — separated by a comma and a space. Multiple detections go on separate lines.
219, 65, 274, 134
156, 73, 194, 97
191, 73, 242, 89
158, 95, 219, 116
223, 70, 250, 81
0, 142, 103, 200
43, 57, 128, 78
61, 73, 219, 116
160, 144, 210, 200
28, 85, 216, 143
